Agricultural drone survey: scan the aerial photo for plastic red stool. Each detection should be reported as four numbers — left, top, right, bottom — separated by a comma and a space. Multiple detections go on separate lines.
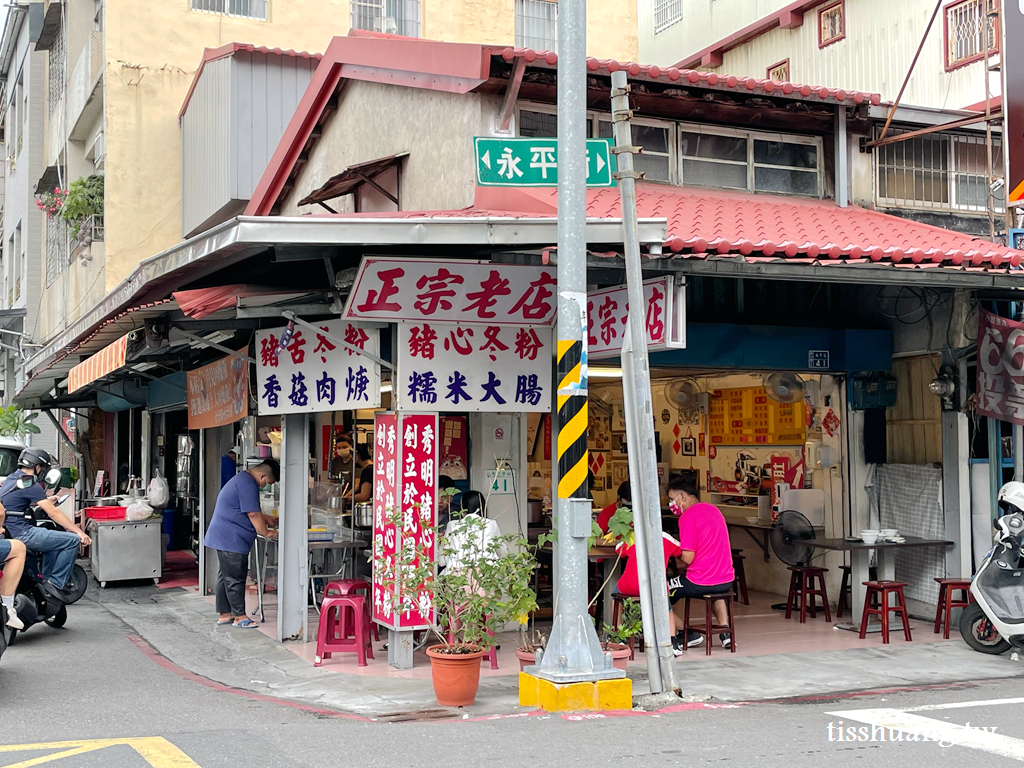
860, 581, 912, 644
315, 595, 374, 667
324, 579, 378, 641
933, 578, 973, 639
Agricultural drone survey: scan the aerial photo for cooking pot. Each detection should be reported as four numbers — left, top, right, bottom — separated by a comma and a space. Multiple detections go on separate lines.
328, 495, 345, 510
527, 500, 544, 524
354, 502, 374, 528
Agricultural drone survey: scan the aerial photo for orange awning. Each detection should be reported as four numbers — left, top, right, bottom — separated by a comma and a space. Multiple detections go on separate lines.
68, 334, 129, 393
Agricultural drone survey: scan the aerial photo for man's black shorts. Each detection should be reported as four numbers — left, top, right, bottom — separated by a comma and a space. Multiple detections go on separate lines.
668, 574, 733, 604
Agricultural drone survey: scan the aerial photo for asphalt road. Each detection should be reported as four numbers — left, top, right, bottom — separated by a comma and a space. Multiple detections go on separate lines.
3, 590, 1024, 768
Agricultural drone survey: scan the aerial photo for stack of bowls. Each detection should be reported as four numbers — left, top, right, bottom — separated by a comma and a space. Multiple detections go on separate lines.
860, 529, 879, 544
879, 528, 898, 540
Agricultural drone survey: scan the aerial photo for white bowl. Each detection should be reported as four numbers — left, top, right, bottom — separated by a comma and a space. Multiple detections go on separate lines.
860, 529, 879, 536
861, 533, 879, 544
879, 529, 898, 537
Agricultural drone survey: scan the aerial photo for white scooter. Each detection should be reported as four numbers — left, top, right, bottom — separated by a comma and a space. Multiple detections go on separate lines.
959, 508, 1024, 655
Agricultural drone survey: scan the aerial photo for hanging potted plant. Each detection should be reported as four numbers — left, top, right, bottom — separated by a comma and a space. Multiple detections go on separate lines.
60, 174, 104, 241
403, 513, 537, 706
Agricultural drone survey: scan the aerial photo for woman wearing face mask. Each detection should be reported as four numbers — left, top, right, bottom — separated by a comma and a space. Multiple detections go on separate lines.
329, 433, 354, 482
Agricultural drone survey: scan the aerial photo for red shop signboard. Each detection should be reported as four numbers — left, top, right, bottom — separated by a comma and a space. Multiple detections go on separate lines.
371, 412, 438, 631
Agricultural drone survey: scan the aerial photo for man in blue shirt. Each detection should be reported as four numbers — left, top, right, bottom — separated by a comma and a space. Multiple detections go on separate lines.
220, 450, 237, 488
205, 458, 279, 628
0, 448, 90, 604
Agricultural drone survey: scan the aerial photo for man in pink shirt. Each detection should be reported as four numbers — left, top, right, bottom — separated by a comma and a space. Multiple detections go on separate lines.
667, 478, 735, 650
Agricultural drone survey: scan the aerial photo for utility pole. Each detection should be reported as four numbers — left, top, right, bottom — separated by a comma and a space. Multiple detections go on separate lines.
610, 69, 679, 695
529, 0, 620, 685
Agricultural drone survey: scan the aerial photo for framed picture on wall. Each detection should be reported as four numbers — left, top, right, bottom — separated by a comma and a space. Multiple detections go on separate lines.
611, 433, 627, 458
681, 437, 697, 456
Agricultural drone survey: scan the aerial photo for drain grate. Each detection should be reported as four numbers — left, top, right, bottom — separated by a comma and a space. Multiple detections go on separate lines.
374, 708, 457, 723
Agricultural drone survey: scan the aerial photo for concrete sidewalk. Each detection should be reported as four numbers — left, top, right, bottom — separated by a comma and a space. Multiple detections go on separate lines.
91, 583, 1024, 719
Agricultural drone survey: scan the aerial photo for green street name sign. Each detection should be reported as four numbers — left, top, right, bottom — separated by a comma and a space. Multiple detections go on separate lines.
474, 137, 617, 187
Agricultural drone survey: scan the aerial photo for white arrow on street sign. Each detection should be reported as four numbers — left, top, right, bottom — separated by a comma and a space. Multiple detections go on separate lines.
481, 149, 491, 169
596, 154, 606, 173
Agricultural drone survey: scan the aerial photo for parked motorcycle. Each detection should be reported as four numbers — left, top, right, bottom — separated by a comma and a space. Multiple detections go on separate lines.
959, 483, 1024, 655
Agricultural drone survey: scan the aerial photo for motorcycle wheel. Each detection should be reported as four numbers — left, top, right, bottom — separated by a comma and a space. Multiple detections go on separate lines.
45, 604, 67, 629
63, 565, 88, 604
959, 602, 1011, 654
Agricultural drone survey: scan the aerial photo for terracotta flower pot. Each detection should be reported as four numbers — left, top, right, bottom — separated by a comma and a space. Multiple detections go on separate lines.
516, 647, 538, 671
426, 644, 486, 707
604, 642, 632, 671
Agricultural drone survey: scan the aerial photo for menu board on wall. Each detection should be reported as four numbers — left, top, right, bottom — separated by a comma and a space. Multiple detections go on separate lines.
708, 387, 806, 445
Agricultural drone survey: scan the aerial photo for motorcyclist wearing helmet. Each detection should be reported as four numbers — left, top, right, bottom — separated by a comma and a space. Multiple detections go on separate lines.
997, 481, 1024, 520
0, 448, 90, 602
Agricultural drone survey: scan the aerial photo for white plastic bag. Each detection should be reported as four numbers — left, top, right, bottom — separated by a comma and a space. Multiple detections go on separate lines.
126, 500, 154, 521
147, 470, 169, 508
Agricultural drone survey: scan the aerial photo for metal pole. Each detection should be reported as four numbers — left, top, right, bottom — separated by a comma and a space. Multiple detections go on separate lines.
279, 412, 310, 642
984, 2, 996, 242
529, 0, 618, 684
877, 0, 943, 143
610, 69, 678, 695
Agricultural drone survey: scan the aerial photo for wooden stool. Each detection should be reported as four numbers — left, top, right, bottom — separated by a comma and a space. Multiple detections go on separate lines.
611, 592, 642, 659
732, 550, 749, 605
785, 566, 831, 623
934, 578, 973, 639
860, 581, 912, 643
683, 592, 736, 656
837, 565, 877, 618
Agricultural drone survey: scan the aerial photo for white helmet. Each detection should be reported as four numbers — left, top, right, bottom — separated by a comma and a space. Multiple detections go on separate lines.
997, 481, 1024, 516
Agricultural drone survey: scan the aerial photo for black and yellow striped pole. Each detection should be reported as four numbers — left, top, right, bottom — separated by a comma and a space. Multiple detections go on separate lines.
556, 339, 588, 500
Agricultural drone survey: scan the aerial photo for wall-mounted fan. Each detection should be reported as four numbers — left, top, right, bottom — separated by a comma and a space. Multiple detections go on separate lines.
665, 378, 703, 421
762, 373, 805, 404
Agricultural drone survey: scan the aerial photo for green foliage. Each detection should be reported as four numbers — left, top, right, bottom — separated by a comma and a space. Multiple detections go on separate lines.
69, 465, 79, 483
0, 406, 40, 439
61, 175, 104, 241
537, 518, 609, 550
606, 505, 634, 545
602, 597, 643, 644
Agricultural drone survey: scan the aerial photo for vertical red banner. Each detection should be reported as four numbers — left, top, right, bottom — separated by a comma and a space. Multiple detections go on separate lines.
371, 412, 437, 631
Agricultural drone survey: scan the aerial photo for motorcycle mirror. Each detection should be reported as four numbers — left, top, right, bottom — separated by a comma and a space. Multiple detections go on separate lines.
43, 468, 63, 489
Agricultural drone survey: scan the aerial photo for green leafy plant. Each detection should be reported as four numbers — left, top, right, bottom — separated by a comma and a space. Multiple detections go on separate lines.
61, 174, 104, 241
602, 596, 643, 645
0, 406, 40, 439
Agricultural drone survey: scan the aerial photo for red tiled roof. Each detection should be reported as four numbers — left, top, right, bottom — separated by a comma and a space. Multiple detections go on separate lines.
472, 184, 1023, 268
246, 31, 880, 217
179, 43, 323, 119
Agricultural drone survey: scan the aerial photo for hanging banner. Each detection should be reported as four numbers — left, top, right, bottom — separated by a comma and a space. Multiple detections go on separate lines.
186, 352, 249, 430
587, 276, 687, 359
255, 320, 380, 415
371, 412, 437, 631
977, 309, 1024, 424
395, 321, 552, 412
342, 257, 557, 326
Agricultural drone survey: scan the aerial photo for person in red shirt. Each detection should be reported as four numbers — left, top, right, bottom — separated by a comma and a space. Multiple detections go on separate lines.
614, 531, 681, 597
667, 477, 735, 650
597, 482, 631, 535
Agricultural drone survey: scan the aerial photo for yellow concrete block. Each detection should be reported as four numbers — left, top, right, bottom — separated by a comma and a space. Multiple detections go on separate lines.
518, 673, 633, 712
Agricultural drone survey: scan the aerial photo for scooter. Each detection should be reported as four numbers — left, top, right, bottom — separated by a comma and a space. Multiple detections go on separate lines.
958, 511, 1024, 655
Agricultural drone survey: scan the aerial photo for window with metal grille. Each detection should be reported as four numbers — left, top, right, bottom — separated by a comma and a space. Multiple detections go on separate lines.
946, 0, 998, 70
190, 0, 268, 21
350, 0, 420, 37
516, 0, 557, 52
45, 215, 66, 286
679, 125, 820, 197
767, 60, 790, 82
518, 109, 557, 137
48, 27, 65, 117
598, 120, 672, 183
654, 0, 682, 34
818, 1, 844, 47
875, 128, 1004, 213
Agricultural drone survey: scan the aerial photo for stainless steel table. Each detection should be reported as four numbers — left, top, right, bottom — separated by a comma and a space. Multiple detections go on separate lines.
254, 536, 368, 622
811, 537, 954, 632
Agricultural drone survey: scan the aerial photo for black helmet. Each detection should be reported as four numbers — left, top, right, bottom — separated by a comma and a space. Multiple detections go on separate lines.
17, 447, 52, 472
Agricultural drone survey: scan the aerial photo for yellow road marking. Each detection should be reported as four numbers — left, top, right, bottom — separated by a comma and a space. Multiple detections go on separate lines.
0, 738, 200, 767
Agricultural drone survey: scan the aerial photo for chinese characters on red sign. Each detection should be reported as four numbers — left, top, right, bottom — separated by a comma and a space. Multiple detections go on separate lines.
343, 258, 558, 326
255, 320, 380, 415
371, 412, 438, 630
977, 310, 1024, 425
397, 322, 552, 412
587, 277, 686, 359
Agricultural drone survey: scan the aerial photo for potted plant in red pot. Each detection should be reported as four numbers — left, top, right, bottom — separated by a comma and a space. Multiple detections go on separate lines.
410, 514, 537, 706
601, 598, 642, 670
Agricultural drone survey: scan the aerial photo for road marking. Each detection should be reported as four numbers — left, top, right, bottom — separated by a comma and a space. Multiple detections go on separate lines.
904, 696, 1024, 712
827, 708, 1024, 761
0, 738, 200, 767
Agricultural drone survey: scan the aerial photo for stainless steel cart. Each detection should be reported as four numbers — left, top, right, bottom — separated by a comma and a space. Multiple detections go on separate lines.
88, 518, 164, 587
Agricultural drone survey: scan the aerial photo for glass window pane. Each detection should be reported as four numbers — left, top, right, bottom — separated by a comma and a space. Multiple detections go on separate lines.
682, 159, 747, 189
754, 167, 818, 196
635, 153, 671, 182
520, 111, 557, 137
634, 124, 669, 154
680, 132, 747, 162
754, 140, 818, 169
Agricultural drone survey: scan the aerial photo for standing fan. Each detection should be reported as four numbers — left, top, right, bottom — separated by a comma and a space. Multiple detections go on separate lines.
770, 510, 817, 566
665, 378, 703, 420
762, 373, 805, 404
